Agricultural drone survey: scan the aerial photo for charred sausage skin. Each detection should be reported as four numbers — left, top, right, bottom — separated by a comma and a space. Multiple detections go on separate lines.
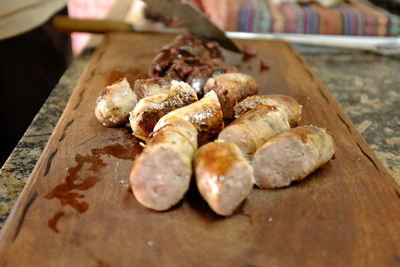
203, 73, 259, 119
154, 90, 224, 145
129, 81, 197, 141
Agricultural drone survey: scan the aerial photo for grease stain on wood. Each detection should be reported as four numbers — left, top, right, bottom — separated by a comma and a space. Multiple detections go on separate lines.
48, 211, 65, 233
44, 143, 138, 233
260, 59, 270, 72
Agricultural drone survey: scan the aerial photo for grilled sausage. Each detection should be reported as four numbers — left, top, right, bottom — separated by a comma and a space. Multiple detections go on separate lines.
130, 119, 198, 211
234, 94, 302, 126
194, 142, 254, 216
203, 73, 259, 119
154, 90, 224, 145
94, 78, 138, 127
218, 105, 290, 158
129, 81, 198, 141
252, 125, 336, 189
133, 78, 171, 99
148, 34, 222, 78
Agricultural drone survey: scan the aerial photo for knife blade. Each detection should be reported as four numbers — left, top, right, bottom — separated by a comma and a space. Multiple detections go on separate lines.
141, 0, 241, 53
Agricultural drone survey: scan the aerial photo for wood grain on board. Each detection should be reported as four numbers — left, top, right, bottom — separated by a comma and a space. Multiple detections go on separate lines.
0, 33, 399, 267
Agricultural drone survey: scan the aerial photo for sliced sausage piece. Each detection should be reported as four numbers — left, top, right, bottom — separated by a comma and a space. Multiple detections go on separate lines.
95, 77, 138, 127
130, 119, 198, 211
252, 125, 336, 189
218, 106, 290, 158
234, 94, 302, 126
133, 78, 171, 99
154, 90, 224, 145
129, 81, 198, 141
203, 73, 259, 119
194, 142, 254, 216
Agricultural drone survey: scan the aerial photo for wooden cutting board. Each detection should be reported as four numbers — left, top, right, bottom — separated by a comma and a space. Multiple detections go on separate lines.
0, 33, 399, 267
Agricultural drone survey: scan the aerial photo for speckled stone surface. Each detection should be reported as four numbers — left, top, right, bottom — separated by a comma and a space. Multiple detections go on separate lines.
302, 49, 400, 184
0, 45, 399, 229
0, 48, 94, 228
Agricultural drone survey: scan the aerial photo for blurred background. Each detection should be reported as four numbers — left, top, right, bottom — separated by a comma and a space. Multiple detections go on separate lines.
68, 0, 400, 55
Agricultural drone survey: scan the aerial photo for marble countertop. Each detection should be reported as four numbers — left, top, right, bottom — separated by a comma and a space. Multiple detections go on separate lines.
0, 44, 399, 229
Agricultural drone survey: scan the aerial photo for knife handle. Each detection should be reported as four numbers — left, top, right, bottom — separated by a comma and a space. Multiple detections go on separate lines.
52, 16, 132, 33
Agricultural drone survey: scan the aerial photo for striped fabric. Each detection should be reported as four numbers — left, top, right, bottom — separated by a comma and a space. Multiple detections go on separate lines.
198, 0, 400, 36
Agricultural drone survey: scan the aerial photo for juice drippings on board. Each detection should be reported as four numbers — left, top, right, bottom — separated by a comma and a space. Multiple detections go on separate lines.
45, 142, 138, 233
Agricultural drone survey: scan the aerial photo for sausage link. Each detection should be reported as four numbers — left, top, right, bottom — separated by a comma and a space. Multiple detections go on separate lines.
154, 90, 224, 145
252, 125, 336, 189
194, 142, 254, 216
129, 81, 197, 141
130, 119, 198, 211
234, 94, 302, 127
203, 73, 259, 119
95, 78, 137, 127
218, 106, 290, 158
133, 78, 171, 99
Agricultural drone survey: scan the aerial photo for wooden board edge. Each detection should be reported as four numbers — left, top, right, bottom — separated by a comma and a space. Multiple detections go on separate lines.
0, 37, 110, 255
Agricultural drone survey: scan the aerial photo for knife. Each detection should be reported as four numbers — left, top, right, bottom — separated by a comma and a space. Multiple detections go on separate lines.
141, 0, 241, 53
52, 1, 241, 53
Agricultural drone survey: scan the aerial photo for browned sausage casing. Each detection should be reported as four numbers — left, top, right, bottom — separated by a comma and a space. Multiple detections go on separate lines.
252, 125, 336, 189
234, 94, 302, 127
194, 142, 254, 216
129, 81, 197, 141
218, 105, 290, 158
203, 73, 259, 119
130, 119, 198, 211
154, 90, 224, 145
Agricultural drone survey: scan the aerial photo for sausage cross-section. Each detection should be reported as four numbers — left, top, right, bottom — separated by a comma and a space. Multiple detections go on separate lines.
129, 80, 197, 141
94, 78, 138, 127
130, 119, 198, 211
234, 95, 302, 126
203, 73, 259, 119
218, 105, 290, 158
252, 125, 336, 189
194, 142, 254, 216
133, 77, 171, 99
154, 90, 224, 145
